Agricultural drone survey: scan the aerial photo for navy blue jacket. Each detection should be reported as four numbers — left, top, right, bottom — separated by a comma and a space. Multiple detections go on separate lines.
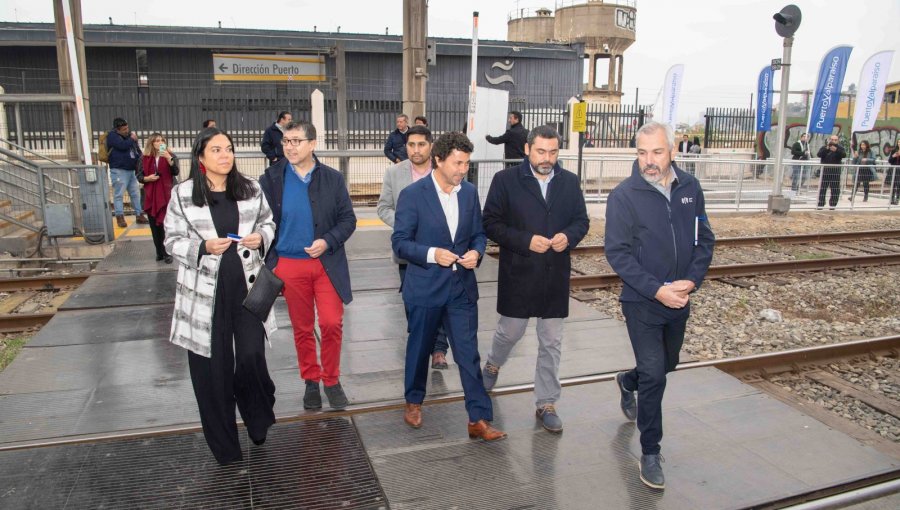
106, 130, 141, 170
483, 160, 589, 318
259, 156, 357, 304
383, 129, 408, 163
391, 176, 486, 307
604, 161, 715, 314
260, 123, 285, 164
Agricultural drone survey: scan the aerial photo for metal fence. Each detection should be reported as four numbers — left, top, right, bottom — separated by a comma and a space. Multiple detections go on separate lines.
583, 103, 645, 149
704, 107, 755, 149
564, 153, 900, 211
197, 151, 900, 211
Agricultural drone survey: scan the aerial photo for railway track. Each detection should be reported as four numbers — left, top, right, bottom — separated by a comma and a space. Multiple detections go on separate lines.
570, 252, 900, 291
566, 229, 900, 257
0, 275, 86, 333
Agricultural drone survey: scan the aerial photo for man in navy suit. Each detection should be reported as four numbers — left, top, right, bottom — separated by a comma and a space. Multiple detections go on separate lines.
391, 132, 507, 442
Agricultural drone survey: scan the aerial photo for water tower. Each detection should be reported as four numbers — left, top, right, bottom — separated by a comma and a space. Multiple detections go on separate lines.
507, 1, 637, 104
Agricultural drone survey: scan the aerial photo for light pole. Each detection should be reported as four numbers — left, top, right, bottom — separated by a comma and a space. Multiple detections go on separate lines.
767, 5, 802, 215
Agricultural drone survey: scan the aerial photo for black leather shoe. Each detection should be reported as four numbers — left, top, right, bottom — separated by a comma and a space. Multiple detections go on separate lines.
616, 371, 637, 421
324, 382, 349, 410
164, 255, 173, 264
303, 380, 322, 410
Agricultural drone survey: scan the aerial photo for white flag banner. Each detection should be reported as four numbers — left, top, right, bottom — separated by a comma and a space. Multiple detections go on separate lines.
660, 64, 684, 127
851, 50, 894, 133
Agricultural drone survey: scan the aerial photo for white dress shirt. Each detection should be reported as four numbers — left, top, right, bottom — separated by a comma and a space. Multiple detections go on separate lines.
426, 172, 461, 266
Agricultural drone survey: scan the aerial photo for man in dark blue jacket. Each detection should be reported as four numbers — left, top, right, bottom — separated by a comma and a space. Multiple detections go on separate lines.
260, 111, 292, 165
392, 131, 506, 442
259, 120, 356, 411
383, 114, 409, 163
605, 121, 715, 490
106, 118, 147, 227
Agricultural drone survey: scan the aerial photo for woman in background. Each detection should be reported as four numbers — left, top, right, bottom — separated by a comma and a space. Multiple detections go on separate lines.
164, 127, 278, 465
137, 132, 178, 262
849, 140, 876, 202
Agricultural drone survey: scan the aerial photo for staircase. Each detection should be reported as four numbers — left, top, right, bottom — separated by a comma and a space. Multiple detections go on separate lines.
0, 200, 41, 254
0, 142, 67, 255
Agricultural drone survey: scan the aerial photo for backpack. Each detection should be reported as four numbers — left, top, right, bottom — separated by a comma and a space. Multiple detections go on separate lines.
98, 132, 110, 163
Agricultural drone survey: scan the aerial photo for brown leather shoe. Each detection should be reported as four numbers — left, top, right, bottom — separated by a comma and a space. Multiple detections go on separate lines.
136, 214, 149, 224
116, 215, 127, 228
467, 420, 507, 441
404, 403, 422, 429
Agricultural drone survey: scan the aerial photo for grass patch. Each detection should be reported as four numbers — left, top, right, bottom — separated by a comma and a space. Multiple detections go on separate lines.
795, 251, 833, 260
0, 336, 27, 373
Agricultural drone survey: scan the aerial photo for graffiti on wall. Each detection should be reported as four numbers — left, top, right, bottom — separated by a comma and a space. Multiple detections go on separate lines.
761, 120, 900, 159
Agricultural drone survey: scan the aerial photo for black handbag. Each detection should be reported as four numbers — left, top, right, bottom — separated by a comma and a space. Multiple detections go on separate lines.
242, 195, 283, 321
243, 263, 283, 322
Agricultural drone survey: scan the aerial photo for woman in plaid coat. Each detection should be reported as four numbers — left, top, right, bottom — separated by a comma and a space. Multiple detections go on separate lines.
164, 127, 278, 465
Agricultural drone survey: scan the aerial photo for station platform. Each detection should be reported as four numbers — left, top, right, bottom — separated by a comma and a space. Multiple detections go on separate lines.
0, 229, 898, 508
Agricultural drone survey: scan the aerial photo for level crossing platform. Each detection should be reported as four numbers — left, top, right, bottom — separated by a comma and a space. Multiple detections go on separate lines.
0, 227, 897, 509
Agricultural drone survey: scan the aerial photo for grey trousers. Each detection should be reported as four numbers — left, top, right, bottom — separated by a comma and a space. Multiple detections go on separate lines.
486, 315, 564, 407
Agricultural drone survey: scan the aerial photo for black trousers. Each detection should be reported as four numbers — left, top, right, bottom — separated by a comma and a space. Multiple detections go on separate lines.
818, 169, 841, 208
188, 253, 276, 465
891, 171, 900, 203
147, 213, 166, 259
619, 301, 688, 455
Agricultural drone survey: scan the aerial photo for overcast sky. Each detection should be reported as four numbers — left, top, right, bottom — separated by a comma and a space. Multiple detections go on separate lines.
3, 0, 899, 125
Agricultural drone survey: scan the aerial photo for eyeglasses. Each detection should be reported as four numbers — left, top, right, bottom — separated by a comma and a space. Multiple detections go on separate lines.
281, 138, 313, 146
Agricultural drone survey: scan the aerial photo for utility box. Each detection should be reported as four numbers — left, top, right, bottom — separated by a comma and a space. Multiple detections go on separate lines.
77, 165, 114, 242
44, 203, 74, 236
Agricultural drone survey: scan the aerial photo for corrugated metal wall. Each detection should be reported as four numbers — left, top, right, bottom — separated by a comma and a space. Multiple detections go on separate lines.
0, 45, 580, 149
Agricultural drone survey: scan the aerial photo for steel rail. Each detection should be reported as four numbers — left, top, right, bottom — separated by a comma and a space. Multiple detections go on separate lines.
0, 312, 55, 333
3, 335, 897, 452
568, 229, 900, 257
571, 253, 900, 290
0, 274, 89, 292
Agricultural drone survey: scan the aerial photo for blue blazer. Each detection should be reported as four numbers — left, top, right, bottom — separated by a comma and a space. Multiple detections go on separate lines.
391, 175, 486, 307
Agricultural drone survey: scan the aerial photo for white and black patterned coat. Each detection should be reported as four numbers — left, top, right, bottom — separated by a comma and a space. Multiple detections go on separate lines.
163, 179, 278, 357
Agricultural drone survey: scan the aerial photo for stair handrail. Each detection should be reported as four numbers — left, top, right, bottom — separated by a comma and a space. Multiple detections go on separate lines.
0, 137, 69, 167
0, 146, 78, 201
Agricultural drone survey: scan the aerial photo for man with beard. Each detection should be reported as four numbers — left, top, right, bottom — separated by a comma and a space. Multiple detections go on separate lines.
604, 121, 715, 489
480, 125, 589, 433
377, 125, 452, 370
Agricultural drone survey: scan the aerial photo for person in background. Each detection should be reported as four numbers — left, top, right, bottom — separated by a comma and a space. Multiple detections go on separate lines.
414, 115, 428, 127
384, 114, 410, 163
677, 134, 692, 155
164, 127, 277, 466
850, 140, 876, 203
377, 124, 452, 370
486, 111, 528, 165
687, 136, 702, 176
817, 134, 846, 210
260, 121, 357, 411
107, 117, 148, 227
790, 133, 811, 193
137, 132, 178, 263
203, 119, 217, 129
888, 144, 900, 205
261, 111, 292, 165
605, 121, 715, 489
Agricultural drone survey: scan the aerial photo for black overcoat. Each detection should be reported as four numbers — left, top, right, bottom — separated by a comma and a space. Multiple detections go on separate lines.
482, 160, 590, 318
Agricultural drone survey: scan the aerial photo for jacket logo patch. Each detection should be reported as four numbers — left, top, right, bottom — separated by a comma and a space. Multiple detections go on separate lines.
681, 197, 694, 204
